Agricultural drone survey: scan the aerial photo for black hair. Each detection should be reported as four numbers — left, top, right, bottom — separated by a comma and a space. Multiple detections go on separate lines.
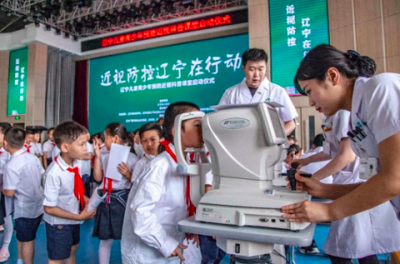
242, 48, 268, 67
105, 123, 136, 154
53, 121, 88, 148
286, 144, 301, 156
163, 101, 200, 143
294, 44, 376, 95
0, 123, 12, 134
139, 123, 164, 155
25, 129, 34, 135
139, 123, 163, 139
134, 129, 140, 135
287, 135, 297, 143
94, 132, 105, 142
313, 134, 325, 148
47, 127, 55, 134
4, 127, 25, 148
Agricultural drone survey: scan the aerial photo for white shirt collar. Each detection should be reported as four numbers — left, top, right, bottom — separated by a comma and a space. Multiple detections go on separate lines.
55, 154, 80, 171
11, 148, 25, 159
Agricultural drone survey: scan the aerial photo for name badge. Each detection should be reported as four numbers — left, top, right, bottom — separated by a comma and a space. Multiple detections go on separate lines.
359, 158, 378, 180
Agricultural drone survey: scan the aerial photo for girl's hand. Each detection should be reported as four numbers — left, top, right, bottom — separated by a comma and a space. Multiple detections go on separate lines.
93, 140, 100, 157
118, 162, 131, 180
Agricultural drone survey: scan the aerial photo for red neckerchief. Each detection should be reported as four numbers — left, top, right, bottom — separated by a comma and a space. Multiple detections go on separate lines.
54, 156, 85, 210
160, 140, 196, 217
52, 142, 55, 147
0, 151, 2, 155
103, 176, 112, 205
24, 144, 31, 153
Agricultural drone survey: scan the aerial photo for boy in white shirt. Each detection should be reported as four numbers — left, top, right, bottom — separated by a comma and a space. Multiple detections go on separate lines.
3, 127, 45, 264
23, 129, 40, 157
0, 123, 12, 262
43, 127, 55, 169
43, 121, 96, 264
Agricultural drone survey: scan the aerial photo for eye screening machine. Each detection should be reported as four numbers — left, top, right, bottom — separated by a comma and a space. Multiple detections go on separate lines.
174, 102, 316, 264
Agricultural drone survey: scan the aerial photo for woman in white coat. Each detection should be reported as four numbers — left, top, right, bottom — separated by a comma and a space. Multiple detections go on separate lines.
294, 110, 400, 264
281, 45, 400, 252
121, 102, 201, 264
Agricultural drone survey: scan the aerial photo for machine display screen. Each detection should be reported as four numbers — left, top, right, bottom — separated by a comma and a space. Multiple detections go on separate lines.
268, 107, 286, 140
88, 34, 249, 133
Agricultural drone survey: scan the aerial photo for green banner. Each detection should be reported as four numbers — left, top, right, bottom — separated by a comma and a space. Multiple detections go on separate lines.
269, 0, 329, 95
7, 48, 28, 116
89, 34, 249, 133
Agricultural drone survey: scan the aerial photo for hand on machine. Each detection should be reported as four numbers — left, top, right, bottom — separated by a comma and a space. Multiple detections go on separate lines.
287, 162, 312, 191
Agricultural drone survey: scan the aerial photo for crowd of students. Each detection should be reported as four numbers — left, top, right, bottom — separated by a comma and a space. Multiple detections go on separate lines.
0, 102, 213, 264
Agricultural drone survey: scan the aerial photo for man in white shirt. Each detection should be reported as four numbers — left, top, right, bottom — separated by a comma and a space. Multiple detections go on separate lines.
219, 48, 298, 135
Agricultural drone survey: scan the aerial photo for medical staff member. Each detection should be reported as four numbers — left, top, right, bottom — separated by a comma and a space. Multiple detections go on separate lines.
282, 45, 400, 233
294, 110, 400, 264
219, 48, 298, 135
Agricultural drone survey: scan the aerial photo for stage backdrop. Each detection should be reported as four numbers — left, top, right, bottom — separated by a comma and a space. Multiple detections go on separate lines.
88, 33, 249, 133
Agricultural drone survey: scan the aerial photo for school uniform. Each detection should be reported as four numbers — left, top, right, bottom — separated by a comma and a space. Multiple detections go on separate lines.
3, 149, 44, 242
23, 142, 40, 156
35, 142, 43, 156
0, 148, 11, 223
322, 108, 400, 258
121, 142, 189, 264
43, 140, 55, 166
219, 78, 298, 122
131, 153, 156, 183
80, 142, 94, 184
43, 155, 85, 260
134, 143, 145, 158
52, 146, 61, 161
92, 152, 138, 240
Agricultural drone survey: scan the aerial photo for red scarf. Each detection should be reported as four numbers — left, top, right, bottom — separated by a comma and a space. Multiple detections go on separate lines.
52, 143, 55, 147
55, 157, 85, 210
160, 140, 196, 217
24, 144, 31, 153
103, 177, 112, 205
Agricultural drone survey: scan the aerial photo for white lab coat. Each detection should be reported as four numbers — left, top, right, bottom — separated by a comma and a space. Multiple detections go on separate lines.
218, 78, 298, 122
298, 146, 333, 184
349, 73, 400, 212
121, 143, 187, 264
322, 87, 400, 258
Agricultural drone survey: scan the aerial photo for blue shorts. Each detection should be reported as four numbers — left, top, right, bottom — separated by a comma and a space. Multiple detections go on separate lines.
46, 223, 80, 260
14, 214, 43, 242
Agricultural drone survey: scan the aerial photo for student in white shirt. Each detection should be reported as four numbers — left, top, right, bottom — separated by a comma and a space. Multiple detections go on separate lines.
219, 48, 298, 135
282, 45, 400, 261
92, 123, 138, 264
43, 121, 96, 264
133, 129, 145, 158
23, 129, 40, 157
2, 127, 44, 264
131, 123, 163, 183
121, 102, 202, 264
43, 127, 55, 169
0, 123, 12, 263
33, 130, 43, 155
80, 134, 94, 185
